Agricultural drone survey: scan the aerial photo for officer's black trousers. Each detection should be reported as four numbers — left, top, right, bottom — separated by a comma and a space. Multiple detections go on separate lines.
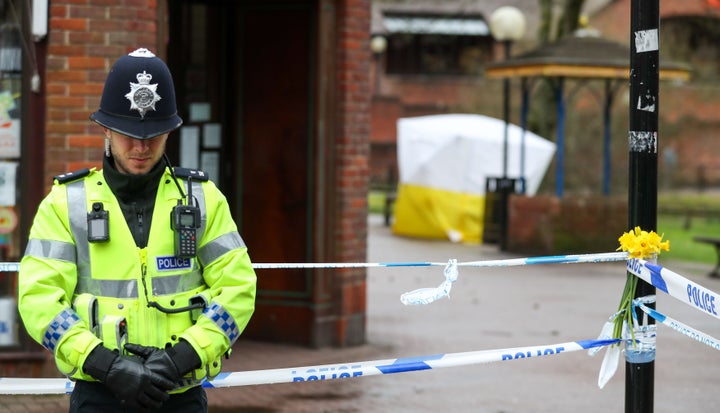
69, 380, 207, 413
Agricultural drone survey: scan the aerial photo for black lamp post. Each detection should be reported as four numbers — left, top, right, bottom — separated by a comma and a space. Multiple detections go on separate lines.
370, 35, 387, 95
490, 6, 526, 179
626, 2, 659, 411
484, 6, 525, 250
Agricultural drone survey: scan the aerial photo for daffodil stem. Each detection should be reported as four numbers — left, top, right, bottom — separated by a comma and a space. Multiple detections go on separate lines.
614, 273, 638, 343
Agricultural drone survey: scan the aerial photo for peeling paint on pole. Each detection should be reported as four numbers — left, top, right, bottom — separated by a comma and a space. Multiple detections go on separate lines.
629, 131, 657, 153
634, 29, 659, 53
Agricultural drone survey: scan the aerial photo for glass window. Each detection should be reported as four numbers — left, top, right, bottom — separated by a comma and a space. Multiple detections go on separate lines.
386, 33, 493, 76
382, 13, 495, 76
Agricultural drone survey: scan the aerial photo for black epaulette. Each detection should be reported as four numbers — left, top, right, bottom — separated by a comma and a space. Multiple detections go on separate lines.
54, 168, 91, 184
173, 167, 209, 182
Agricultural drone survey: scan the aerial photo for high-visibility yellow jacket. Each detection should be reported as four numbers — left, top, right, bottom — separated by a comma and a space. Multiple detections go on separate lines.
18, 167, 256, 386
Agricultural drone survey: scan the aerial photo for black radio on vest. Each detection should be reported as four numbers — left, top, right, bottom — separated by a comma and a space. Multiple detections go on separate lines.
171, 177, 201, 257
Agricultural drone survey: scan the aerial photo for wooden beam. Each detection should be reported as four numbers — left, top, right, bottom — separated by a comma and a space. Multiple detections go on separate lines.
485, 64, 689, 82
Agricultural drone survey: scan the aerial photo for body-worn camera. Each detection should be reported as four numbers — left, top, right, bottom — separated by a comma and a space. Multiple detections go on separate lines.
87, 202, 109, 242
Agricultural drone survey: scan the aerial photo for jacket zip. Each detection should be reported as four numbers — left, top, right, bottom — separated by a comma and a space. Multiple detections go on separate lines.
136, 205, 144, 247
138, 248, 158, 345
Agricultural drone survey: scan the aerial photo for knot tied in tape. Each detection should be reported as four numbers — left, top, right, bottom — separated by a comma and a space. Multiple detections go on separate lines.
400, 259, 458, 306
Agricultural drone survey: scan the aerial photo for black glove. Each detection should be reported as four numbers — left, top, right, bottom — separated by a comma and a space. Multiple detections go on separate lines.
83, 345, 175, 411
126, 341, 201, 385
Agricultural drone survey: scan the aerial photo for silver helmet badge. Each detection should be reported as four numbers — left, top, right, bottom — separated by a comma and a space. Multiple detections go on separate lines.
124, 70, 162, 119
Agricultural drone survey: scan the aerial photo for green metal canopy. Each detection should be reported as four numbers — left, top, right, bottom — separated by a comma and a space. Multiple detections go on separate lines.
484, 34, 691, 196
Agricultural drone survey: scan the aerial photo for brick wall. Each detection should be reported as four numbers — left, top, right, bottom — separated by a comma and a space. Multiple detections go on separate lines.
333, 0, 371, 346
370, 95, 402, 144
508, 194, 628, 255
45, 1, 160, 187
0, 351, 55, 378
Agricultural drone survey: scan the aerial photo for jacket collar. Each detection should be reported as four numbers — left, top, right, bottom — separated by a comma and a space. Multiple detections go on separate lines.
102, 155, 165, 203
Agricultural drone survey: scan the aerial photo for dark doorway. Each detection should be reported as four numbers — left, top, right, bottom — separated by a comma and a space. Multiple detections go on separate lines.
167, 0, 317, 343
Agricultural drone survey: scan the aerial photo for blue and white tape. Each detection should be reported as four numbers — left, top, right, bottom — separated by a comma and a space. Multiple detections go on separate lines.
400, 252, 628, 305
0, 338, 619, 394
252, 252, 628, 270
634, 299, 720, 351
459, 251, 628, 267
0, 262, 19, 272
0, 252, 628, 273
401, 259, 458, 305
0, 261, 447, 271
626, 258, 720, 320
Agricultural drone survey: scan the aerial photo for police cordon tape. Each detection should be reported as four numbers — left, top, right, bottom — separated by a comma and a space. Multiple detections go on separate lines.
0, 338, 620, 395
398, 253, 632, 305
0, 262, 19, 272
0, 251, 629, 273
0, 252, 629, 306
1, 252, 629, 307
634, 299, 720, 351
625, 258, 720, 320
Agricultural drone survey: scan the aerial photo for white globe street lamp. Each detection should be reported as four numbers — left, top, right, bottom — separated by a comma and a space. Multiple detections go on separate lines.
489, 6, 527, 43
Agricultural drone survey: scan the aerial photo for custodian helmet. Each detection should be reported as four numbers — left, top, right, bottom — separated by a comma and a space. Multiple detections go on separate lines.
90, 48, 183, 140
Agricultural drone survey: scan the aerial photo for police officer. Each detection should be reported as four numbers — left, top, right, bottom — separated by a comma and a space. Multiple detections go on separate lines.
18, 48, 257, 412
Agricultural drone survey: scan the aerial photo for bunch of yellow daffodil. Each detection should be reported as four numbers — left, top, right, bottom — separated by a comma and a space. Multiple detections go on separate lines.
613, 227, 670, 342
617, 226, 670, 259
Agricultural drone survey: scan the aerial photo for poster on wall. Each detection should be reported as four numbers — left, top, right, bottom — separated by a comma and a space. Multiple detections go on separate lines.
0, 89, 20, 158
0, 161, 17, 206
0, 207, 17, 234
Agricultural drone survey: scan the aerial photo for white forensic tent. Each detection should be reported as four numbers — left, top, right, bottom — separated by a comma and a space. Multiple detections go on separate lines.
392, 114, 556, 243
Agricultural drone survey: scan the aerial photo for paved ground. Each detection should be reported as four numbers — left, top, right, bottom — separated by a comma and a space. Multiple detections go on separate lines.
3, 214, 719, 412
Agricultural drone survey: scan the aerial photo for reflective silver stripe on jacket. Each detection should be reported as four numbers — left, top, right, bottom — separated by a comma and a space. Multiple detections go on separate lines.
95, 279, 138, 298
42, 308, 81, 352
198, 232, 246, 267
152, 270, 205, 296
203, 302, 240, 345
65, 174, 208, 299
66, 180, 91, 281
24, 239, 76, 263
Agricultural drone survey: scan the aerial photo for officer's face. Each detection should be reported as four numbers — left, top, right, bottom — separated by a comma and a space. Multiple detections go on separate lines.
106, 128, 169, 175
